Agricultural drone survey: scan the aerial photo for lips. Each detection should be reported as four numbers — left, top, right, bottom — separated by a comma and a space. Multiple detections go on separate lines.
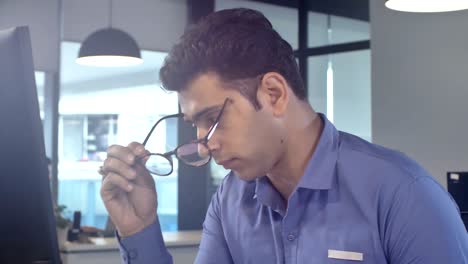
217, 158, 237, 169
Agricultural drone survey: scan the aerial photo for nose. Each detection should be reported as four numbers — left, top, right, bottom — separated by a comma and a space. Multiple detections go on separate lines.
198, 140, 220, 160
196, 128, 220, 157
206, 137, 220, 152
197, 143, 210, 159
196, 128, 210, 158
196, 127, 206, 141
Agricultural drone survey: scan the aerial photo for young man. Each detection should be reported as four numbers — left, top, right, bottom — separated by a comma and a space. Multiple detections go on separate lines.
100, 8, 468, 264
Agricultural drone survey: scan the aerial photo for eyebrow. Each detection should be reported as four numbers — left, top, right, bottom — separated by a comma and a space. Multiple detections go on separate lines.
184, 104, 223, 124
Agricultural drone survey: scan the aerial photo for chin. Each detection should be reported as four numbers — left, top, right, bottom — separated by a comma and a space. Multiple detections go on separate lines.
232, 167, 265, 182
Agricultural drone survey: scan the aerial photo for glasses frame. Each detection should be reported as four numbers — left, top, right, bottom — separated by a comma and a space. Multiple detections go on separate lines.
141, 98, 230, 176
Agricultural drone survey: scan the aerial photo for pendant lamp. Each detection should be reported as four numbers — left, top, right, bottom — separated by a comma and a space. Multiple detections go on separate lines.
76, 0, 143, 67
385, 0, 468, 13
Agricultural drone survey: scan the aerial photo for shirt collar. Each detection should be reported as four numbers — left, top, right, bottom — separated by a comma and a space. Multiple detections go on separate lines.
253, 113, 339, 209
297, 113, 339, 190
254, 176, 286, 214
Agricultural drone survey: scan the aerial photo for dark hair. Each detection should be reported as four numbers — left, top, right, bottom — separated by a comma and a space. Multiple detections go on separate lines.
159, 8, 306, 108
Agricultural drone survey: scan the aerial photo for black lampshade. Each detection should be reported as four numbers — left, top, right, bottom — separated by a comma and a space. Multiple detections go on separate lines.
76, 28, 143, 67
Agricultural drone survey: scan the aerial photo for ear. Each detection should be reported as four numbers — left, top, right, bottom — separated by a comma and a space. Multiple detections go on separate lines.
257, 72, 289, 116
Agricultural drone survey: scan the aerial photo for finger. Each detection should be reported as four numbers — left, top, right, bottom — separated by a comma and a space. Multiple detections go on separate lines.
107, 144, 137, 165
127, 142, 152, 168
98, 166, 107, 177
102, 172, 133, 193
102, 157, 137, 180
128, 142, 150, 158
142, 155, 150, 163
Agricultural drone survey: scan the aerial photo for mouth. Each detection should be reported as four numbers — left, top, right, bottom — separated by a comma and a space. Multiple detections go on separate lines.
217, 158, 237, 169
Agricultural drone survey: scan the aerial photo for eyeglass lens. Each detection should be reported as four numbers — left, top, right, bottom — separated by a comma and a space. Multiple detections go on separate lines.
143, 98, 229, 175
176, 142, 211, 166
145, 154, 172, 176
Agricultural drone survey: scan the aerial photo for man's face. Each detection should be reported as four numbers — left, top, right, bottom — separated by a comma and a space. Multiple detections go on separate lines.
179, 72, 285, 181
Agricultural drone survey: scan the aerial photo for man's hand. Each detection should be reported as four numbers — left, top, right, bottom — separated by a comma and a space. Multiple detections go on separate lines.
100, 142, 157, 237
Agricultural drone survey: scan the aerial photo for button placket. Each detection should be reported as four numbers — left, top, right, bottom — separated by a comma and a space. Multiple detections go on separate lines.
128, 249, 138, 260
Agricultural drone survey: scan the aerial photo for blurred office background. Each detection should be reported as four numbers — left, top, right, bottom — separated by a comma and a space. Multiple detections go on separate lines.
0, 0, 467, 233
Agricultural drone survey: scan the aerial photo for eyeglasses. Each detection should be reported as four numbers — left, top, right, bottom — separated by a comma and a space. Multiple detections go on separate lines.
141, 98, 230, 176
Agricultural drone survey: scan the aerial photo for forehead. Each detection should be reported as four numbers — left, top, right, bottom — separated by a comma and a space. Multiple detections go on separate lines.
178, 72, 235, 119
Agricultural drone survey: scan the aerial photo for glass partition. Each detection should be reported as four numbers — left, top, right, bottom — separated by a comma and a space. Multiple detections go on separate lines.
58, 42, 178, 231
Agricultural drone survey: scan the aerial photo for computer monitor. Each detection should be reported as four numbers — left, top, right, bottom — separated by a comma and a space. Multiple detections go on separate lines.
447, 171, 468, 231
0, 26, 61, 263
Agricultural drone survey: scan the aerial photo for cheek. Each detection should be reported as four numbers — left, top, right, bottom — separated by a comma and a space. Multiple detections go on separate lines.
222, 110, 281, 158
227, 126, 283, 179
255, 121, 285, 161
243, 122, 282, 161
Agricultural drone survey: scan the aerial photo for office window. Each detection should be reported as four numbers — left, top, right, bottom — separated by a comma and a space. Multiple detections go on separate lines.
215, 0, 298, 49
308, 50, 371, 141
304, 3, 371, 141
308, 14, 370, 48
35, 70, 50, 155
35, 71, 45, 120
58, 42, 178, 231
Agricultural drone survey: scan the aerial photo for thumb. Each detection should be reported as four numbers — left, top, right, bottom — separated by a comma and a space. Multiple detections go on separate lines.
140, 150, 151, 164
133, 154, 155, 185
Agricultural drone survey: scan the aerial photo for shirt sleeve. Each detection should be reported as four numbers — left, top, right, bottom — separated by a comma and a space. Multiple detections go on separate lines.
117, 217, 173, 264
383, 176, 468, 264
194, 182, 234, 264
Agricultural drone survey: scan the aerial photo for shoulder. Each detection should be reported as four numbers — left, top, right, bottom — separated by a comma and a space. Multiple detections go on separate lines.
381, 174, 467, 263
337, 131, 432, 185
334, 131, 444, 217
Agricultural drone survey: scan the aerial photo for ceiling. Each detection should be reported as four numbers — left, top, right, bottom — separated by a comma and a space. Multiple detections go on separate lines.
251, 0, 370, 21
56, 0, 369, 88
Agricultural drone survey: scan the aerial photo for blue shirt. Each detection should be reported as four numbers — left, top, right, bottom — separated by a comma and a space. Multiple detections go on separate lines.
119, 114, 468, 263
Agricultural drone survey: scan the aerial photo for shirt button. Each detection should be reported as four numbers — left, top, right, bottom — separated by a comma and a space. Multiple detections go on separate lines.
128, 249, 138, 259
287, 233, 296, 241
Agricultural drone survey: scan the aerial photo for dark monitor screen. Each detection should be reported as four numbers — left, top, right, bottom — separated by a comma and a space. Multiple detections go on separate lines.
0, 26, 61, 263
447, 172, 468, 212
447, 171, 468, 231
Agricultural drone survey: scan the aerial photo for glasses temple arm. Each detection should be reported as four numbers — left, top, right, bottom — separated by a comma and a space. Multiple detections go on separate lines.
142, 113, 183, 146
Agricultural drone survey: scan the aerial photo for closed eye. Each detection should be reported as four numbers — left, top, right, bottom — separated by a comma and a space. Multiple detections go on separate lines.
194, 111, 219, 130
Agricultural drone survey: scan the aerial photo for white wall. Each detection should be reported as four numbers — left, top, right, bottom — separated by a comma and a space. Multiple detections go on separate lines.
63, 0, 187, 52
0, 0, 60, 72
370, 1, 468, 186
0, 0, 187, 72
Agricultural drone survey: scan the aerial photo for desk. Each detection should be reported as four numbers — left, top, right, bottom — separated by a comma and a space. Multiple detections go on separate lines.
60, 230, 202, 264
